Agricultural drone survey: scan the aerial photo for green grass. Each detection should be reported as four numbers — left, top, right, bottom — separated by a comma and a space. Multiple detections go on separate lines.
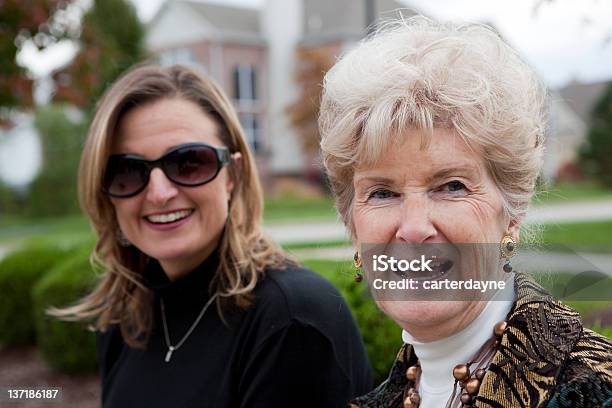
282, 239, 350, 251
533, 182, 612, 205
565, 301, 611, 318
0, 214, 91, 246
540, 219, 612, 253
263, 196, 336, 223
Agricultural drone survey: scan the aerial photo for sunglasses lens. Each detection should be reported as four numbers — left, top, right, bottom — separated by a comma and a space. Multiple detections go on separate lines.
164, 145, 219, 185
104, 157, 148, 197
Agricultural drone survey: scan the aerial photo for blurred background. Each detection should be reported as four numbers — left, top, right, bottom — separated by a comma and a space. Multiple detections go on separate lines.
0, 0, 611, 406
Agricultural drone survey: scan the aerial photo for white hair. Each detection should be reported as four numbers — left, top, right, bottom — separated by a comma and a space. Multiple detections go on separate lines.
319, 16, 546, 240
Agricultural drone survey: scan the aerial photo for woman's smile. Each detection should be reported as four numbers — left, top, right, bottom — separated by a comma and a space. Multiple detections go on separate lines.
143, 208, 195, 230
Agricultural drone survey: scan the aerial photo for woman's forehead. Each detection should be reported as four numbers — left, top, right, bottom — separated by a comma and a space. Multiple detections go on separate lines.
111, 98, 221, 157
354, 127, 483, 173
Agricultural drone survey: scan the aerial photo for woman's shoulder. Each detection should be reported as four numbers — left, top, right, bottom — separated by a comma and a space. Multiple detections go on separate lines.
96, 324, 125, 381
548, 328, 612, 406
253, 262, 351, 324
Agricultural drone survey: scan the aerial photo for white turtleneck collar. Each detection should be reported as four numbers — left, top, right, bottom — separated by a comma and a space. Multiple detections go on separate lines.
401, 274, 516, 408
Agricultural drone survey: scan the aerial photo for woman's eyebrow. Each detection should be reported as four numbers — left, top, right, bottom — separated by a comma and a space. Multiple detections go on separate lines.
428, 165, 481, 182
354, 175, 397, 186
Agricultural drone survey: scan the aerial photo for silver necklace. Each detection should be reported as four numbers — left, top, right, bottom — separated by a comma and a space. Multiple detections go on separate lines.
160, 293, 218, 363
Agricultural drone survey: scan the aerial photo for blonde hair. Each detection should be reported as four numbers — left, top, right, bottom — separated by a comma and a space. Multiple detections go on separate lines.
319, 16, 546, 240
52, 64, 285, 348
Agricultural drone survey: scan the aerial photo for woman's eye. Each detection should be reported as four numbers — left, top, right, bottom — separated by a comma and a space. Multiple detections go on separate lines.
439, 180, 467, 194
448, 181, 466, 191
368, 189, 397, 200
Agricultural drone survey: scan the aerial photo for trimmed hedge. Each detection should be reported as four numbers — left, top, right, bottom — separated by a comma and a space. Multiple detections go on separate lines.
31, 246, 99, 373
0, 241, 75, 345
302, 259, 401, 385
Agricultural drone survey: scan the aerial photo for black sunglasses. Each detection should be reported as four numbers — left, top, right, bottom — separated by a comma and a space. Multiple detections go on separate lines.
103, 142, 231, 198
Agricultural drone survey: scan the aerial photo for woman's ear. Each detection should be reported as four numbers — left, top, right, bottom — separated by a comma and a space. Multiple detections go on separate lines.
507, 219, 521, 243
226, 152, 242, 196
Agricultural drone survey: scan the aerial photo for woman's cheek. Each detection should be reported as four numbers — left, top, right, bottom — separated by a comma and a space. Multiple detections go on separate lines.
353, 204, 400, 243
433, 197, 500, 243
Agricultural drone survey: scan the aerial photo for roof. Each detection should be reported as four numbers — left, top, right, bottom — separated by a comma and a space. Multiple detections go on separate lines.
182, 0, 260, 35
559, 80, 610, 124
148, 0, 264, 46
300, 0, 420, 46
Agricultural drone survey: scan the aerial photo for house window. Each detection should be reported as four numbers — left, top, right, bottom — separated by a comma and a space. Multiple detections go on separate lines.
240, 113, 261, 153
233, 65, 257, 102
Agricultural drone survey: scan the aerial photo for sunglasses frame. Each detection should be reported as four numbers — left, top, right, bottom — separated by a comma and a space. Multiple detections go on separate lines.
103, 142, 231, 198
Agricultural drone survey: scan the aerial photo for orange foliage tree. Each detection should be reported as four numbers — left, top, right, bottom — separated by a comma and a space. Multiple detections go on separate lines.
286, 45, 337, 186
0, 0, 73, 126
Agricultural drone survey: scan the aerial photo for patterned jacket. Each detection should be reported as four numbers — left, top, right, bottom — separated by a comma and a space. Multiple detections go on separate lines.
350, 272, 612, 407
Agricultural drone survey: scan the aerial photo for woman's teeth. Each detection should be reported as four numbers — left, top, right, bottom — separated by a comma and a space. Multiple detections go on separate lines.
146, 210, 192, 224
401, 259, 453, 280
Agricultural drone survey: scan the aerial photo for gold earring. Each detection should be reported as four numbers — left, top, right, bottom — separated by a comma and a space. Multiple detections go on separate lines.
353, 251, 363, 283
500, 235, 516, 273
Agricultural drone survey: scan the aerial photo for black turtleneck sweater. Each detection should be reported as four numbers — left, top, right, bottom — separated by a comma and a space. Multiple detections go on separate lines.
96, 255, 373, 408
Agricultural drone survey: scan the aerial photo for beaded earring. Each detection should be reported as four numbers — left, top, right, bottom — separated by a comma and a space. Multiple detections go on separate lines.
353, 251, 363, 283
500, 235, 516, 273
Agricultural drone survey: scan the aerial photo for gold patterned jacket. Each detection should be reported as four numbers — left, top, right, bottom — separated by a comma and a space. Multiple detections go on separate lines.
350, 272, 612, 407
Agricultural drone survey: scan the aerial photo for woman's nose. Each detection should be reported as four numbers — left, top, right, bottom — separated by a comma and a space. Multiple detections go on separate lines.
145, 168, 179, 205
395, 195, 437, 243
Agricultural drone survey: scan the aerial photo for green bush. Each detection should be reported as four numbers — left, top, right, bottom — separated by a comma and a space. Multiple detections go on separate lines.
302, 259, 401, 384
580, 82, 612, 187
0, 181, 22, 215
32, 247, 99, 373
0, 241, 75, 345
25, 104, 85, 218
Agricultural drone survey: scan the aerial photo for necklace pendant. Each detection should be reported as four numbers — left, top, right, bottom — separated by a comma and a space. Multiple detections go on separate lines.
165, 346, 175, 363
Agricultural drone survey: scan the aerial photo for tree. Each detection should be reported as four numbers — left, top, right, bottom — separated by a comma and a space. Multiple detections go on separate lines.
25, 0, 145, 217
580, 82, 612, 187
0, 0, 74, 126
25, 104, 85, 217
52, 0, 146, 109
286, 46, 336, 188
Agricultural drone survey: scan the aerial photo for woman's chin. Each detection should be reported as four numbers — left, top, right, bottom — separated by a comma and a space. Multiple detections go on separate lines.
138, 244, 196, 265
377, 300, 469, 332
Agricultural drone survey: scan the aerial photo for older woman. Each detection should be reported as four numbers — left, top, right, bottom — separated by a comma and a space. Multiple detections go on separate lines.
319, 17, 611, 408
53, 64, 372, 407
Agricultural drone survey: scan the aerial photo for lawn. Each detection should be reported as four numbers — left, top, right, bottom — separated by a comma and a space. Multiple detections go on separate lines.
532, 181, 612, 205
539, 219, 612, 253
263, 195, 336, 223
0, 214, 91, 246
